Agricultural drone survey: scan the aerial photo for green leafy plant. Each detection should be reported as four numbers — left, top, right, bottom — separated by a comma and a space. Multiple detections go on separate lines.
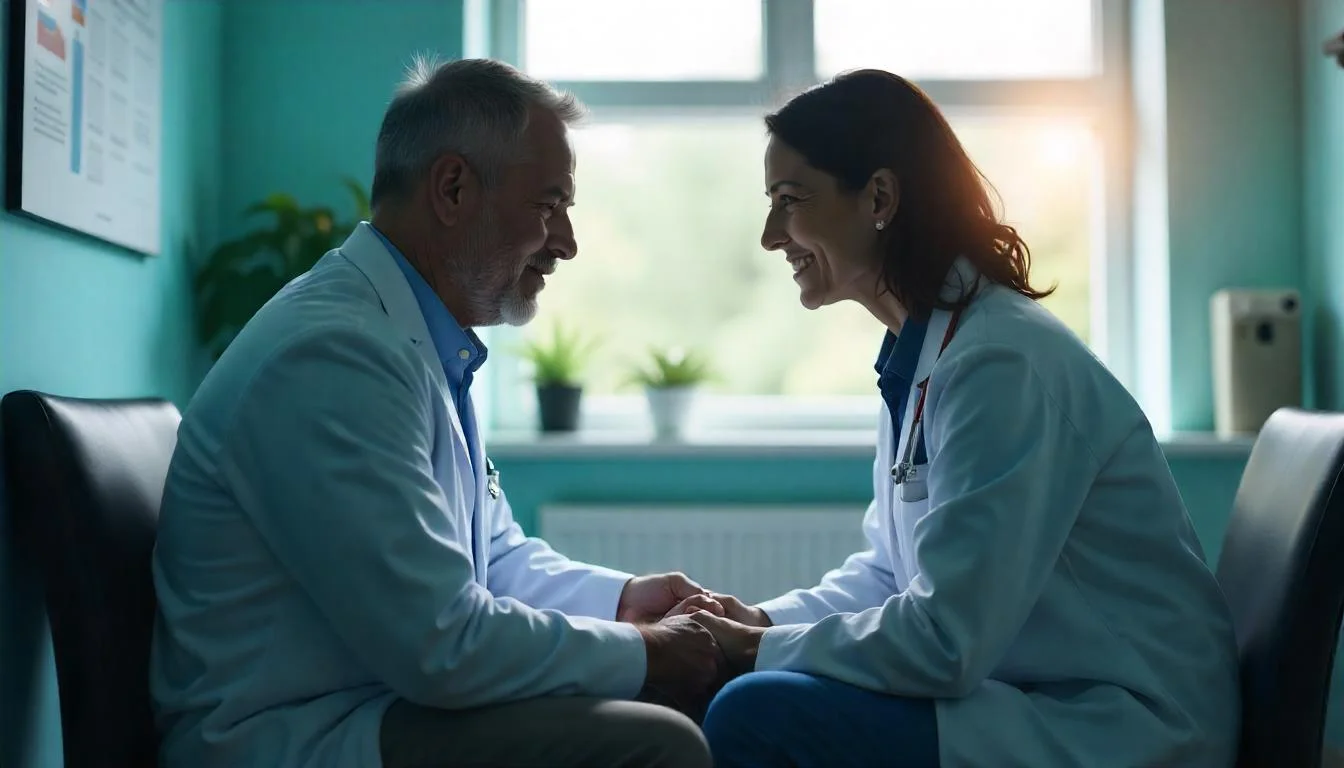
194, 177, 371, 359
628, 347, 715, 389
518, 322, 599, 388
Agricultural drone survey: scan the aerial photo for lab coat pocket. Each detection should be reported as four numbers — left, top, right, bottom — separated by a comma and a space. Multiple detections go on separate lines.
899, 463, 930, 503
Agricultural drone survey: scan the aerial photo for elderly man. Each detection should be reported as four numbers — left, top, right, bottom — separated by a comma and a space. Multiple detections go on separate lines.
150, 58, 720, 768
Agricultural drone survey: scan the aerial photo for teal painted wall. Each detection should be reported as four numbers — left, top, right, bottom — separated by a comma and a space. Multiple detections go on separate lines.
220, 0, 464, 235
1303, 0, 1344, 410
494, 452, 1248, 569
0, 2, 224, 765
1162, 0, 1306, 431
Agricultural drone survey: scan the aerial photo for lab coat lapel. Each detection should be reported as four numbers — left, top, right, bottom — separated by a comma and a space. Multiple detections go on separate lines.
888, 307, 950, 510
910, 309, 953, 386
339, 223, 475, 494
895, 257, 981, 475
910, 257, 979, 385
469, 427, 489, 585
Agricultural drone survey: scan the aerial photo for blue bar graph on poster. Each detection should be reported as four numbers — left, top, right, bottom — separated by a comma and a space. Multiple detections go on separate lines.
70, 32, 83, 174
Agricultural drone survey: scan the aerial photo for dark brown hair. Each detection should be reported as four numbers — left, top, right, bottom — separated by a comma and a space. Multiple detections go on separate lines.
764, 69, 1054, 320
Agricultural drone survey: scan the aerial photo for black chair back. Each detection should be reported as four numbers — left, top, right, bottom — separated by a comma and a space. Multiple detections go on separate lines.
2, 391, 181, 768
1217, 407, 1344, 768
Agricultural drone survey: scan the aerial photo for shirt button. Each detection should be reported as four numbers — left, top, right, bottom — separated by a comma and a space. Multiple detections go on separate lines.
458, 349, 471, 360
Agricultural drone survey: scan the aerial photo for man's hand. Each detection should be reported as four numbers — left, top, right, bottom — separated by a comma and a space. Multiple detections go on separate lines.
689, 611, 766, 676
667, 591, 771, 627
638, 614, 724, 712
617, 573, 722, 624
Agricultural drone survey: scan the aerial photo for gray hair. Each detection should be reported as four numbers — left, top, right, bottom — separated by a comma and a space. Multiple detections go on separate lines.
370, 56, 585, 209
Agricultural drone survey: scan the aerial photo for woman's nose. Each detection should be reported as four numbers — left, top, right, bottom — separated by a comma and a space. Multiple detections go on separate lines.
760, 211, 788, 252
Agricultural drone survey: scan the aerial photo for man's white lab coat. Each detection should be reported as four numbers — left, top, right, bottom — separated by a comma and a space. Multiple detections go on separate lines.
150, 224, 645, 767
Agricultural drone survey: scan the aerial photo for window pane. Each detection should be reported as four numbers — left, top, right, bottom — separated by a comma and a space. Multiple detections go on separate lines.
523, 0, 763, 81
815, 0, 1096, 80
953, 116, 1098, 343
529, 119, 876, 397
524, 117, 1096, 397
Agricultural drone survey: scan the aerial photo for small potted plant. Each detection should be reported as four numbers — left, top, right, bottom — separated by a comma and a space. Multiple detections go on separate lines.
518, 323, 597, 433
629, 347, 714, 440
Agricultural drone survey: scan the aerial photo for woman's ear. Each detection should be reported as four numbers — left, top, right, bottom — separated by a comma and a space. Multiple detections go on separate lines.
869, 169, 900, 227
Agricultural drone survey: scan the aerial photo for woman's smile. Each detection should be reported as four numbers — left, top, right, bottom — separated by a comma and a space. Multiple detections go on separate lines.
787, 252, 816, 278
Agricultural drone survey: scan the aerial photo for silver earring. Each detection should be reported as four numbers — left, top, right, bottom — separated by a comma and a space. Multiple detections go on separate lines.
875, 221, 885, 231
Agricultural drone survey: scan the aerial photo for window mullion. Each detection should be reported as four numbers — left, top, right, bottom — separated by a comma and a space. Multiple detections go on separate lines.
764, 0, 816, 99
1096, 0, 1137, 396
915, 79, 1104, 111
489, 0, 524, 66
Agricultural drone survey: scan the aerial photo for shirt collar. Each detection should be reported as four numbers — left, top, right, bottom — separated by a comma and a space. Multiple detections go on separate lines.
369, 225, 488, 384
875, 317, 928, 383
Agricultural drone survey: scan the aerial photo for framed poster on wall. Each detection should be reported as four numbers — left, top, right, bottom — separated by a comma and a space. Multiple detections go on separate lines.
5, 0, 163, 255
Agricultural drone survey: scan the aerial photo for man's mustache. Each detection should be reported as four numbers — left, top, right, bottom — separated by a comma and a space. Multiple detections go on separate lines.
527, 256, 557, 275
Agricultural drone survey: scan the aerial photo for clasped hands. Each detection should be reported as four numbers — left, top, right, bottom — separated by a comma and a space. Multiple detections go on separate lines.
616, 573, 771, 717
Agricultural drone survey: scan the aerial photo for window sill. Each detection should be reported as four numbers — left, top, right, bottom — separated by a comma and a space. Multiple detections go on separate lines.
1155, 431, 1257, 458
486, 429, 1257, 460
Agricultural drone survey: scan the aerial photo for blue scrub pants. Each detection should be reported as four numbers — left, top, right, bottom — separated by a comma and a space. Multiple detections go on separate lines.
700, 671, 940, 768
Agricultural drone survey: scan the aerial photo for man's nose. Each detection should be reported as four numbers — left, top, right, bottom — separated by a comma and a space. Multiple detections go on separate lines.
548, 211, 577, 260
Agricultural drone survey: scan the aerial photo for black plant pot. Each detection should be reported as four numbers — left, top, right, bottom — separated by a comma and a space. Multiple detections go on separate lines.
536, 384, 583, 433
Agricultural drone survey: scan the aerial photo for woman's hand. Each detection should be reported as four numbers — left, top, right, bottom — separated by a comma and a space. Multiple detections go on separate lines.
688, 611, 766, 675
617, 573, 720, 624
665, 591, 771, 628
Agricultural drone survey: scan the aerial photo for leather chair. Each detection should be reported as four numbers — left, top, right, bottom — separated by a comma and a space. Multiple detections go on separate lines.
2, 391, 181, 768
1217, 408, 1344, 768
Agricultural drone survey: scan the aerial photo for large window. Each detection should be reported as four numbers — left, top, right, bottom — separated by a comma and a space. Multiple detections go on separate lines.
483, 0, 1130, 432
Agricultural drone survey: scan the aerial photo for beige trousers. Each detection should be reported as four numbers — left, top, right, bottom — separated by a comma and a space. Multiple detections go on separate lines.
378, 696, 713, 768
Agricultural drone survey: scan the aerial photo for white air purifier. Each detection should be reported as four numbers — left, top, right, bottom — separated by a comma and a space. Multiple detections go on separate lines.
1210, 288, 1302, 437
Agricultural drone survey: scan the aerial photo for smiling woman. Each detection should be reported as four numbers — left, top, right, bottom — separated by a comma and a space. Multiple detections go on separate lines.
677, 68, 1240, 768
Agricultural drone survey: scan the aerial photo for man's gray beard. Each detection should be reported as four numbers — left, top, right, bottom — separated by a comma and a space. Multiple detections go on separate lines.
457, 209, 538, 328
497, 282, 539, 327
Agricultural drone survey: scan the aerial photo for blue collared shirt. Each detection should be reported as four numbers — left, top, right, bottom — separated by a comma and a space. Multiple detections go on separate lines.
875, 317, 929, 462
369, 225, 487, 472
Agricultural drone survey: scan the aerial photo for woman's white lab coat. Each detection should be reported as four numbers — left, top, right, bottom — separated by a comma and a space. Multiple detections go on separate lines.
753, 267, 1241, 767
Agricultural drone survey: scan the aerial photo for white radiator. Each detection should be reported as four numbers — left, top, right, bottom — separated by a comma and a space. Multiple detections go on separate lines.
538, 504, 867, 606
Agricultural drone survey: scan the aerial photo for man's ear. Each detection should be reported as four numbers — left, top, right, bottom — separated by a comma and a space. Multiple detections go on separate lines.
426, 153, 478, 227
869, 169, 900, 226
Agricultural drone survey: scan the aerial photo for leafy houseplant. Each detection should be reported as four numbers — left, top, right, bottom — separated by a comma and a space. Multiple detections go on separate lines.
518, 323, 598, 432
628, 347, 715, 440
195, 178, 372, 360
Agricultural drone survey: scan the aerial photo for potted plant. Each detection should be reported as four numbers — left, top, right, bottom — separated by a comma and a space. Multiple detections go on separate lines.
628, 347, 714, 440
518, 323, 598, 433
195, 178, 371, 359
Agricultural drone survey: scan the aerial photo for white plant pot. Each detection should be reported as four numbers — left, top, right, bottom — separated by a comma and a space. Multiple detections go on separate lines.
645, 386, 696, 440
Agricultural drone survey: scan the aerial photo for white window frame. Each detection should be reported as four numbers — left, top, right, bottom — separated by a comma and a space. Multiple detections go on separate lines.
471, 0, 1134, 436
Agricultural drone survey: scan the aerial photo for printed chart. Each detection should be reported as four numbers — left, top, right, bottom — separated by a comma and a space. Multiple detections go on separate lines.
6, 0, 162, 254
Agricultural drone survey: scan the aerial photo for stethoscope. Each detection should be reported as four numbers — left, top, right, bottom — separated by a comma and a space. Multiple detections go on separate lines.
891, 306, 963, 501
